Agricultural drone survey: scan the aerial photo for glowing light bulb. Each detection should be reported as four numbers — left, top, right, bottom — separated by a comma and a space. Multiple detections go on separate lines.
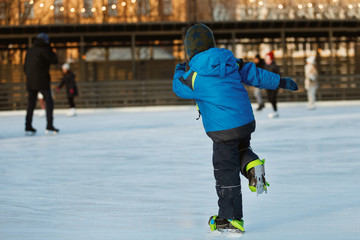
29, 0, 34, 5
131, 0, 136, 3
348, 4, 353, 9
81, 8, 86, 13
60, 7, 64, 12
121, 2, 126, 7
258, 1, 264, 6
111, 4, 117, 9
319, 4, 323, 9
50, 5, 54, 10
298, 4, 303, 9
91, 7, 96, 13
278, 4, 283, 9
307, 3, 312, 8
70, 8, 75, 13
101, 6, 106, 11
39, 2, 44, 8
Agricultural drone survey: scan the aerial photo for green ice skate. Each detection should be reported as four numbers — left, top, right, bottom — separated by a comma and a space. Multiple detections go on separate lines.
208, 215, 245, 233
246, 159, 270, 194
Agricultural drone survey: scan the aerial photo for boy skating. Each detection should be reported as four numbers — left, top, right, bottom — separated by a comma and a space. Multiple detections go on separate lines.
172, 24, 298, 233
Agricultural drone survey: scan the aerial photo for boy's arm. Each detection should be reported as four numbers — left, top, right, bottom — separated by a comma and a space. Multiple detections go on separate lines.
237, 61, 280, 89
173, 63, 195, 99
237, 60, 298, 91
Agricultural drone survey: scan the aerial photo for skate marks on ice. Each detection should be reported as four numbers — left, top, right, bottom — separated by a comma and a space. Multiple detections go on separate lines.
1, 103, 360, 240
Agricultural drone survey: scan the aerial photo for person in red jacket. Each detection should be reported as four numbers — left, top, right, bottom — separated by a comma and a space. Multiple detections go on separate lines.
264, 51, 281, 118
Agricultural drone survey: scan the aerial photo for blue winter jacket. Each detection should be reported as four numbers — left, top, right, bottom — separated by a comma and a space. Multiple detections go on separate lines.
173, 47, 280, 142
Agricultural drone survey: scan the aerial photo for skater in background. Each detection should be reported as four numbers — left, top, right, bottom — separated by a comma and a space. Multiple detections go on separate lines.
304, 56, 319, 110
36, 93, 46, 117
264, 51, 281, 118
253, 54, 265, 111
24, 32, 59, 134
173, 24, 298, 233
56, 63, 78, 117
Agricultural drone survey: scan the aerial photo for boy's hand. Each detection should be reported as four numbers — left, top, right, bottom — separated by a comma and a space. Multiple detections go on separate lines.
279, 77, 298, 91
175, 62, 186, 71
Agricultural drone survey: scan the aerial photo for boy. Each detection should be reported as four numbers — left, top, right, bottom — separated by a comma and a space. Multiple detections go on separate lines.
172, 24, 298, 232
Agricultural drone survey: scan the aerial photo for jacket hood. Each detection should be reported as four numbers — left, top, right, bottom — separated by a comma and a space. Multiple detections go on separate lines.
188, 48, 238, 77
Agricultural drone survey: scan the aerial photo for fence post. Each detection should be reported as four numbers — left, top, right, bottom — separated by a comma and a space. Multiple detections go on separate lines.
281, 30, 288, 76
79, 34, 86, 82
131, 34, 137, 80
329, 29, 335, 75
231, 31, 236, 53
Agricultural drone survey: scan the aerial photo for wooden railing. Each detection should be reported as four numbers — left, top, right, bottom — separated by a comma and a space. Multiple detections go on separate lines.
0, 75, 359, 111
0, 80, 192, 110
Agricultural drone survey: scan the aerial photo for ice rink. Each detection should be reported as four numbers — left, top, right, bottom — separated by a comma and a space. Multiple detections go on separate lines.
1, 101, 360, 240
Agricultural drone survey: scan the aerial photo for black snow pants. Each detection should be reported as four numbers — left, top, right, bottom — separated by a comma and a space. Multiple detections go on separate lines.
212, 135, 259, 220
25, 90, 54, 128
68, 96, 75, 108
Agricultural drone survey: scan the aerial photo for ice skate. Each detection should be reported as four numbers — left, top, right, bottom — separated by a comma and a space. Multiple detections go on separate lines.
25, 126, 37, 135
256, 103, 265, 111
246, 159, 269, 195
37, 109, 45, 118
46, 126, 59, 135
208, 215, 245, 233
307, 105, 316, 110
268, 111, 279, 118
67, 108, 77, 117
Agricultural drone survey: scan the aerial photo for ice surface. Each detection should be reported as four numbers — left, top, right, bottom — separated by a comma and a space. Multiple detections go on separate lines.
1, 102, 360, 240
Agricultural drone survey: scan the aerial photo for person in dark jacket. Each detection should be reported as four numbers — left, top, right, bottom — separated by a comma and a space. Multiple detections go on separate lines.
253, 54, 266, 111
264, 51, 281, 118
24, 33, 59, 134
56, 63, 78, 117
173, 24, 298, 233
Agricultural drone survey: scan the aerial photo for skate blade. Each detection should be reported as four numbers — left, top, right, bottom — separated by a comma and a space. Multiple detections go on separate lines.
25, 131, 36, 136
218, 229, 244, 234
45, 130, 58, 135
254, 164, 266, 195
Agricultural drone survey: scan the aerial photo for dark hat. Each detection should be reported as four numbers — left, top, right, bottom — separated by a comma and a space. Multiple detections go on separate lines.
37, 32, 49, 44
184, 23, 216, 60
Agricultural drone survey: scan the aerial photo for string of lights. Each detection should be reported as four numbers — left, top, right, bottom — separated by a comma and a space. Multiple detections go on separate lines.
248, 0, 360, 10
28, 0, 138, 13
26, 0, 360, 14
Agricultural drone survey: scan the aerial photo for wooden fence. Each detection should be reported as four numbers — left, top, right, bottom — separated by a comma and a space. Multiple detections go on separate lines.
0, 74, 359, 111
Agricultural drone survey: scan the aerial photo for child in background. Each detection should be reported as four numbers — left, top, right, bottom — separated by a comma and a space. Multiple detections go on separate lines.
264, 51, 281, 118
36, 93, 46, 117
173, 24, 298, 233
56, 63, 78, 117
304, 56, 319, 110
